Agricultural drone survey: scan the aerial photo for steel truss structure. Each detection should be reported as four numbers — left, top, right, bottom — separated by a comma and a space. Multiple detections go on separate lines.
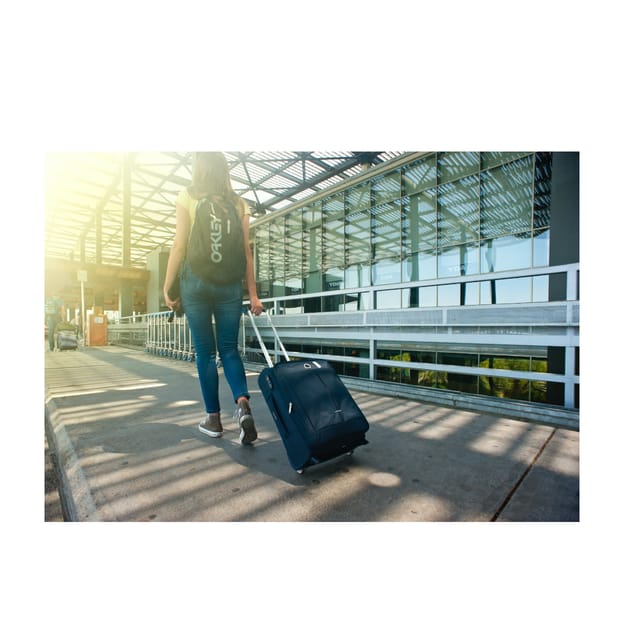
45, 151, 402, 269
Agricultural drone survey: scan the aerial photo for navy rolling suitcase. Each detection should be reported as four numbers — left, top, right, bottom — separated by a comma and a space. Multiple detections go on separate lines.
247, 312, 369, 474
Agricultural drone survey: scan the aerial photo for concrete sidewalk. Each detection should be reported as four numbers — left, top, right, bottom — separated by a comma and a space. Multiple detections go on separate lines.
44, 345, 579, 522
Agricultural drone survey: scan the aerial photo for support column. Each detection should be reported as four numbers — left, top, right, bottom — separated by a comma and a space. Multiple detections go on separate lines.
122, 153, 132, 268
95, 208, 102, 265
119, 284, 134, 319
120, 153, 133, 317
547, 152, 580, 408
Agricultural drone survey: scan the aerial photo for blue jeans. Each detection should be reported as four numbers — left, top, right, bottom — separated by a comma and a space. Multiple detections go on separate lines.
180, 264, 249, 414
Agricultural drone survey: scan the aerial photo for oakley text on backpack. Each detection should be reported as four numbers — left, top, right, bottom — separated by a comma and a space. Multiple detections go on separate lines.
187, 196, 247, 285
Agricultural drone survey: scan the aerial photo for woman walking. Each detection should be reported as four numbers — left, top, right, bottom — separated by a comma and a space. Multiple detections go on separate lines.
163, 152, 264, 444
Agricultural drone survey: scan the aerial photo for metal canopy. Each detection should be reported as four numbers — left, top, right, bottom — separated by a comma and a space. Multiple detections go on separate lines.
45, 151, 402, 269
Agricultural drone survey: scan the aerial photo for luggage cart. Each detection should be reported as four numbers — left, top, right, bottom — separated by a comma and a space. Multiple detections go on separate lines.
181, 315, 195, 361
146, 312, 167, 356
161, 311, 172, 357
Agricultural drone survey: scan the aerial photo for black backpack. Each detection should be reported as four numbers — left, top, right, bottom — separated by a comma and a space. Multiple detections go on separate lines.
186, 195, 247, 285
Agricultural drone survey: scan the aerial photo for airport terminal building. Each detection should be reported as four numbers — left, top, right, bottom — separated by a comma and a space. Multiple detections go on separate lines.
45, 151, 579, 427
245, 152, 579, 423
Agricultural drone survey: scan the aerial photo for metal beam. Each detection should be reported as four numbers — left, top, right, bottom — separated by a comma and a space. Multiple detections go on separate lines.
256, 154, 382, 212
122, 153, 132, 268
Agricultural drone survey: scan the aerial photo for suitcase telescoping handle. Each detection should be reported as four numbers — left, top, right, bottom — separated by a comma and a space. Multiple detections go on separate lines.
246, 310, 290, 368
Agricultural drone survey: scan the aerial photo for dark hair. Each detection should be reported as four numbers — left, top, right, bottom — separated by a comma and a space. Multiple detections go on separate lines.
188, 152, 234, 200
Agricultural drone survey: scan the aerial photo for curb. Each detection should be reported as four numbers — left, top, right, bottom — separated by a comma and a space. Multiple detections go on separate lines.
45, 396, 100, 522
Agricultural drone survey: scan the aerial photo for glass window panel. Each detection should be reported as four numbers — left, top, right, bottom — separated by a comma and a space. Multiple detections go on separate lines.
345, 263, 370, 288
463, 243, 479, 275
303, 272, 322, 295
322, 294, 344, 312
533, 229, 549, 267
438, 176, 479, 247
330, 361, 347, 375
480, 354, 521, 370
531, 380, 548, 404
372, 170, 401, 204
322, 194, 344, 273
438, 243, 479, 277
346, 181, 370, 212
285, 278, 303, 296
344, 264, 359, 289
284, 215, 302, 295
376, 366, 401, 383
256, 281, 271, 298
480, 279, 497, 304
494, 277, 531, 303
377, 343, 402, 357
421, 252, 437, 280
324, 268, 344, 292
438, 283, 460, 306
302, 201, 321, 226
342, 293, 359, 311
438, 351, 479, 367
479, 376, 530, 400
533, 356, 549, 374
532, 275, 549, 302
375, 344, 400, 359
420, 286, 437, 307
403, 156, 437, 195
480, 155, 534, 238
302, 203, 322, 286
372, 257, 401, 285
372, 199, 401, 260
345, 207, 370, 267
402, 349, 435, 364
416, 370, 439, 387
462, 281, 480, 305
283, 298, 303, 314
403, 250, 437, 282
359, 290, 372, 310
440, 372, 478, 394
272, 283, 286, 298
269, 219, 285, 296
437, 152, 480, 183
255, 225, 271, 293
481, 235, 531, 272
302, 296, 321, 312
481, 152, 530, 170
376, 288, 402, 309
345, 362, 369, 379
403, 190, 436, 255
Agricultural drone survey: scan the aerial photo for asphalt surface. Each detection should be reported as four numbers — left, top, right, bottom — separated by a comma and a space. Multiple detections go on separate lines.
44, 344, 579, 522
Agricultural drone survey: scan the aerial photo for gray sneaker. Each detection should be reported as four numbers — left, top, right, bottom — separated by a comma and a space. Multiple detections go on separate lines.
236, 399, 257, 445
199, 414, 223, 438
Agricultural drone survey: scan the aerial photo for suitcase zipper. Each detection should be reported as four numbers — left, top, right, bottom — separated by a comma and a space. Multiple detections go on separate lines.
315, 367, 344, 421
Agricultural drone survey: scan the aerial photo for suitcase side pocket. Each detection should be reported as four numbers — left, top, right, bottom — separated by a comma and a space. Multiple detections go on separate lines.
259, 370, 289, 436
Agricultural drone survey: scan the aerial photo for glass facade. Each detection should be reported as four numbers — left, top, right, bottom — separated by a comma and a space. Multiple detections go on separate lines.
255, 152, 551, 305
250, 152, 578, 408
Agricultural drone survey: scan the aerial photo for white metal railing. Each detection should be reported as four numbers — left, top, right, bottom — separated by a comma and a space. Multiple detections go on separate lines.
108, 263, 579, 411
257, 262, 580, 314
